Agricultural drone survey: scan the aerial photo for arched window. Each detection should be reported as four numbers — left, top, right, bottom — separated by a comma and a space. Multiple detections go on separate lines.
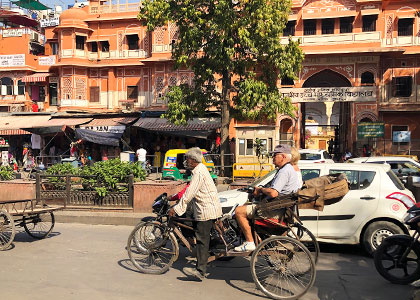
17, 80, 25, 95
0, 77, 13, 95
361, 71, 375, 85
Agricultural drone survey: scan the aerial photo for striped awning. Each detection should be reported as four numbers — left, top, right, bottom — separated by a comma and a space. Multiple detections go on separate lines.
21, 73, 54, 83
0, 129, 30, 135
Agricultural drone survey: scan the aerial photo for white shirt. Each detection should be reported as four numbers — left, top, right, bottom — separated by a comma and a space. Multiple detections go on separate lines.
173, 163, 222, 221
136, 148, 147, 162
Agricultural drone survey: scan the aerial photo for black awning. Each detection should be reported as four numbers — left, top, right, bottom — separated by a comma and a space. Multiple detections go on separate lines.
75, 128, 123, 146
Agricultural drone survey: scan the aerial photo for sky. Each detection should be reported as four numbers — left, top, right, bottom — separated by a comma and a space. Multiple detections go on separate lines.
42, 0, 76, 11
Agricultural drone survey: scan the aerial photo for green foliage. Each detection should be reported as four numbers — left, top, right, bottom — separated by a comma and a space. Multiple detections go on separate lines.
80, 159, 146, 196
45, 163, 79, 188
138, 0, 304, 126
46, 159, 147, 197
0, 165, 14, 181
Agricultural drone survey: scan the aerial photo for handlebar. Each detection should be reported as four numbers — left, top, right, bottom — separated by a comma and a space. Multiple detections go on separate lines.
220, 203, 239, 221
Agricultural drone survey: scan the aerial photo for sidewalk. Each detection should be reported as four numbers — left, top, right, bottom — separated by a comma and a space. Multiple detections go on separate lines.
54, 210, 151, 226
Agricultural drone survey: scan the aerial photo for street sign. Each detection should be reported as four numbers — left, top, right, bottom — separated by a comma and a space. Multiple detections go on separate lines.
393, 131, 411, 143
357, 122, 384, 139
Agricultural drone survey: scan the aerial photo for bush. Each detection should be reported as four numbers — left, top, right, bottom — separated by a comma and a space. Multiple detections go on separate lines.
0, 165, 14, 181
47, 159, 146, 196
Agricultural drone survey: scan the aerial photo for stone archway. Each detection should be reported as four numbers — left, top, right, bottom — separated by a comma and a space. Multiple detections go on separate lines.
301, 69, 352, 154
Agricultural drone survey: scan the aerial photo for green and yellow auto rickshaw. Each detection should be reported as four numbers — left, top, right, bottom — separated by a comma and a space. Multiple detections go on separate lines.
162, 149, 218, 184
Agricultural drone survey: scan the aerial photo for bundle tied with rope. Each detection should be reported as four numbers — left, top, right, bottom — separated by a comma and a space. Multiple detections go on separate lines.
255, 173, 349, 217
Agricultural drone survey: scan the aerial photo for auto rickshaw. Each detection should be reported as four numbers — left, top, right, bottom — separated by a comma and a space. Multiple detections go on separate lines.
162, 149, 218, 184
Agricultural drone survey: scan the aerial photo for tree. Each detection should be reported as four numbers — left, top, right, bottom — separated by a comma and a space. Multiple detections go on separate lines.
138, 0, 304, 174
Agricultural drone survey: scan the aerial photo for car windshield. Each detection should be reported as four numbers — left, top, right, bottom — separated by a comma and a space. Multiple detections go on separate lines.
203, 154, 213, 163
300, 153, 321, 160
250, 169, 277, 187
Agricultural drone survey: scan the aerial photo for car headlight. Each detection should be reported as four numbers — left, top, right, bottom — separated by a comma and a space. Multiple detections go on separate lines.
219, 197, 228, 203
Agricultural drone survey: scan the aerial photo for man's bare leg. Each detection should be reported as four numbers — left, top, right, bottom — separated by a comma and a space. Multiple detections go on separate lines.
235, 206, 254, 243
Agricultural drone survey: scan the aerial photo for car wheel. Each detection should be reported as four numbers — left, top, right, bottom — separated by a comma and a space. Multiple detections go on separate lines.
362, 221, 404, 256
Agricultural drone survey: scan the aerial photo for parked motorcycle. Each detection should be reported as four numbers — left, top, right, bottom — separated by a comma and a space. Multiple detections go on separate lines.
374, 202, 420, 284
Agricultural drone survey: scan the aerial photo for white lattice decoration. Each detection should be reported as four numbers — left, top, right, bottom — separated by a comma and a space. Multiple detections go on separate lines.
75, 78, 86, 100
169, 22, 179, 41
169, 74, 177, 86
155, 26, 164, 44
63, 77, 72, 99
156, 75, 164, 92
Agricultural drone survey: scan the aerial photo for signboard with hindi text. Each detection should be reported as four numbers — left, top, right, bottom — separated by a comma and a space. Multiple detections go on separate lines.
357, 122, 384, 139
0, 54, 25, 67
280, 86, 376, 103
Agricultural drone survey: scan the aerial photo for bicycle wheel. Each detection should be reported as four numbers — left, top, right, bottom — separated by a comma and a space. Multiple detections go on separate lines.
287, 224, 320, 264
127, 222, 179, 274
374, 235, 420, 284
251, 236, 316, 300
0, 210, 15, 250
23, 212, 55, 239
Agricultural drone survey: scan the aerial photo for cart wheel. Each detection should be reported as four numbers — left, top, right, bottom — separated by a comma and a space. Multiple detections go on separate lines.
23, 212, 55, 239
250, 236, 316, 300
0, 209, 15, 250
127, 221, 179, 274
287, 224, 320, 264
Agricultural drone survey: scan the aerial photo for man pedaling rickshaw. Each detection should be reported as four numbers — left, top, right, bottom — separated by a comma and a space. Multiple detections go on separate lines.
234, 144, 301, 252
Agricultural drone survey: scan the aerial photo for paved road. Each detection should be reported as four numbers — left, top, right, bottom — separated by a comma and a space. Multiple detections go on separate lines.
0, 223, 416, 300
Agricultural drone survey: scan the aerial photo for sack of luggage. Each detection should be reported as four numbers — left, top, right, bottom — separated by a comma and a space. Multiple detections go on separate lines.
298, 173, 349, 211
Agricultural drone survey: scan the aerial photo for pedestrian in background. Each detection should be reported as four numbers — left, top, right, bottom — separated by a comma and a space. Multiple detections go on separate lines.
136, 145, 147, 169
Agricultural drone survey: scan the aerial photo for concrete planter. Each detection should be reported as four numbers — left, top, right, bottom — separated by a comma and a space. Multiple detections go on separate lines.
133, 180, 187, 213
0, 179, 36, 202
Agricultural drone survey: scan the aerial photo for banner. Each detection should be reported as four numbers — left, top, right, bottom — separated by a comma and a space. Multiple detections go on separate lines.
39, 56, 56, 66
393, 131, 411, 143
2, 29, 23, 37
40, 17, 59, 28
0, 54, 25, 67
280, 86, 376, 103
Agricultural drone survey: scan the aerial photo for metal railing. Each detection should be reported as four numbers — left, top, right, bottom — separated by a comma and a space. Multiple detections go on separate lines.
36, 173, 134, 208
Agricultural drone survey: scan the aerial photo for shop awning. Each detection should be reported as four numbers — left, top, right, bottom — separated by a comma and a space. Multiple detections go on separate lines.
0, 129, 30, 135
0, 115, 51, 130
11, 0, 50, 10
75, 128, 123, 146
133, 117, 220, 133
83, 117, 137, 126
22, 117, 92, 135
21, 73, 55, 83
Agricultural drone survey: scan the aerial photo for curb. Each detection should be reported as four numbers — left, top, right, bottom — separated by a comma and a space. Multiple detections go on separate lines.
54, 210, 153, 226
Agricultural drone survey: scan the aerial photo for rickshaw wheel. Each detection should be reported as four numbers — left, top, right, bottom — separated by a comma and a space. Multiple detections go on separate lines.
23, 212, 55, 239
0, 209, 15, 250
127, 221, 179, 274
250, 236, 316, 300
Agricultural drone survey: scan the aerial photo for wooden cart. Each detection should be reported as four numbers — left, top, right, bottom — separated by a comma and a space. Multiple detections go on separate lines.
0, 198, 65, 250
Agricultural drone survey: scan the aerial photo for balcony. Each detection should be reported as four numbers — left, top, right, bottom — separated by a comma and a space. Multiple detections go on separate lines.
89, 0, 141, 14
280, 31, 381, 46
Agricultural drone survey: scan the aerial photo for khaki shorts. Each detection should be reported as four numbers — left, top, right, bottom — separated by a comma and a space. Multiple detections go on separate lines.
246, 204, 257, 218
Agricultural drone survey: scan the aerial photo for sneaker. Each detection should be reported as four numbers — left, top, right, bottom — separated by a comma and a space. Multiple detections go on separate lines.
234, 241, 256, 252
183, 267, 205, 281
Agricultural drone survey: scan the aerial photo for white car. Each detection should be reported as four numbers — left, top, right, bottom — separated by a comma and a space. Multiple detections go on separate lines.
218, 162, 415, 254
347, 156, 420, 183
299, 149, 334, 163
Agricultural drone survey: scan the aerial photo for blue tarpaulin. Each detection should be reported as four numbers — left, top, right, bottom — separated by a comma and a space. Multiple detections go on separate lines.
75, 128, 123, 146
